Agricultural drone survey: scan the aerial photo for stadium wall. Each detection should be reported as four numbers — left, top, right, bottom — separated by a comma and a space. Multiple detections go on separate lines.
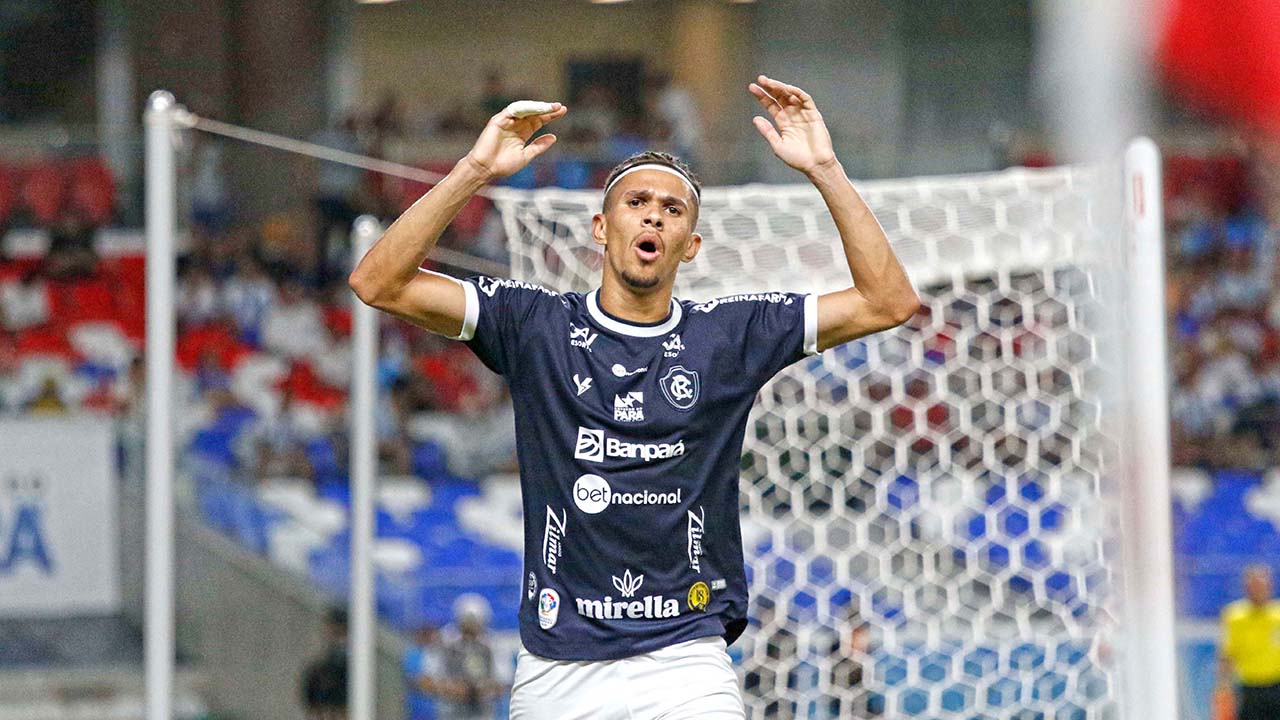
352, 0, 755, 181
354, 1, 693, 110
125, 0, 328, 221
750, 0, 1034, 181
356, 0, 1033, 183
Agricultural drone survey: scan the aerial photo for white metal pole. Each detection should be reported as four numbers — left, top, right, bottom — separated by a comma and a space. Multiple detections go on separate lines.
1120, 137, 1179, 720
349, 215, 382, 720
144, 89, 178, 720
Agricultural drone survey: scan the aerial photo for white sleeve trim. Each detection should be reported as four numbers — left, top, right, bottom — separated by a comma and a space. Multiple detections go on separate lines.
803, 294, 819, 356
446, 277, 479, 341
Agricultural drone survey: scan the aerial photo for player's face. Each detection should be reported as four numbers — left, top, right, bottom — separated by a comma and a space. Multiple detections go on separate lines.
593, 170, 701, 293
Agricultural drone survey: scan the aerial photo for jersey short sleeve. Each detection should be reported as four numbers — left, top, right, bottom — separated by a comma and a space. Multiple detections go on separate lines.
692, 292, 818, 388
457, 276, 562, 377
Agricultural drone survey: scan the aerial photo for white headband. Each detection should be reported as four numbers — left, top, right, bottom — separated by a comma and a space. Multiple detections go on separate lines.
603, 163, 700, 205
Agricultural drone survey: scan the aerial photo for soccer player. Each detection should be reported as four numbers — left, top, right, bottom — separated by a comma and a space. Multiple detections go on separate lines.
350, 75, 919, 719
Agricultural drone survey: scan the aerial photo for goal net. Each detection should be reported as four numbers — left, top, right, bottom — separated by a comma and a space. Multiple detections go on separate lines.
493, 164, 1135, 719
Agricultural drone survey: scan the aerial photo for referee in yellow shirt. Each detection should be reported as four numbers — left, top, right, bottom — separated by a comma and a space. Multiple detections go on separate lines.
1219, 565, 1280, 720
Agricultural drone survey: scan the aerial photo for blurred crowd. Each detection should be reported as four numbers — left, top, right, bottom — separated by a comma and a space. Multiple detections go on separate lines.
2, 67, 1279, 720
0, 174, 520, 494
413, 68, 703, 184
168, 224, 520, 487
316, 69, 698, 249
303, 595, 508, 720
3, 71, 1280, 488
1166, 137, 1280, 469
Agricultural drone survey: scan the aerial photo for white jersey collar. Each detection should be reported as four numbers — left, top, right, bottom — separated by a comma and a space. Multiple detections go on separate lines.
586, 290, 683, 337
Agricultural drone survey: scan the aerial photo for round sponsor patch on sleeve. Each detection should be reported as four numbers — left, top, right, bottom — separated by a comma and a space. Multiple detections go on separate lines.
538, 588, 561, 629
688, 581, 710, 612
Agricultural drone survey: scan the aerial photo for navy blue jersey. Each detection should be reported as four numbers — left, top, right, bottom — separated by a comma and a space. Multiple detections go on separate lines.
452, 276, 817, 661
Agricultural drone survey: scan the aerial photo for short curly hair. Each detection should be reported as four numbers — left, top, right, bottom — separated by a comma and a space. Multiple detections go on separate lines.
602, 151, 701, 209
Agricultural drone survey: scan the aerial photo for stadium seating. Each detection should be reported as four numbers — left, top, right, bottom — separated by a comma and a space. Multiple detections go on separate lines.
18, 161, 66, 227
66, 157, 116, 226
1, 155, 118, 228
185, 406, 525, 633
1172, 469, 1280, 617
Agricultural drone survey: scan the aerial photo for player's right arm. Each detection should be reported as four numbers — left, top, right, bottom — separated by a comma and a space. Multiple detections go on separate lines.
348, 102, 566, 336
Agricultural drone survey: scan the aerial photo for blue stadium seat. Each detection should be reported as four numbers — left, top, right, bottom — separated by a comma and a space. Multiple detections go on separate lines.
189, 428, 238, 468
501, 165, 537, 190
556, 159, 593, 189
304, 437, 343, 483
428, 478, 482, 509
411, 440, 449, 480
73, 360, 116, 385
212, 404, 257, 435
317, 480, 350, 506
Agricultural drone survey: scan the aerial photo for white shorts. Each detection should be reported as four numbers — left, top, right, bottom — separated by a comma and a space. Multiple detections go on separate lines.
508, 636, 746, 720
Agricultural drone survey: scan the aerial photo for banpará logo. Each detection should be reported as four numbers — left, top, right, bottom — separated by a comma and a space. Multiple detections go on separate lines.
538, 588, 560, 630
573, 427, 685, 463
663, 333, 685, 357
691, 292, 795, 313
569, 323, 598, 351
542, 506, 566, 574
613, 392, 644, 422
688, 581, 710, 612
576, 569, 681, 620
687, 507, 705, 572
659, 366, 700, 411
572, 474, 682, 514
475, 277, 560, 299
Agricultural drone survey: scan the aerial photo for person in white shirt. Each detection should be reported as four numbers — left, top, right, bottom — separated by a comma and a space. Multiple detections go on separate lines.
260, 276, 328, 360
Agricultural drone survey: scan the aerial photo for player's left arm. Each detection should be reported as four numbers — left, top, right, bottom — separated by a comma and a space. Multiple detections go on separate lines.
749, 75, 920, 351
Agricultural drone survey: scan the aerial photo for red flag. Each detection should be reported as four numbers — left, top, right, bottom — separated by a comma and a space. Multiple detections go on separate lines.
1157, 0, 1280, 133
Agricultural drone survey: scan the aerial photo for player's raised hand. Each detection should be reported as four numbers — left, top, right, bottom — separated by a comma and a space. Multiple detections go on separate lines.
748, 75, 836, 176
465, 101, 568, 181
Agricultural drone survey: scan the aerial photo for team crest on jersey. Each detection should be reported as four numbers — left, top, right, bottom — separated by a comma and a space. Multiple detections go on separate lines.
569, 323, 598, 351
659, 366, 700, 411
613, 392, 644, 422
663, 333, 685, 358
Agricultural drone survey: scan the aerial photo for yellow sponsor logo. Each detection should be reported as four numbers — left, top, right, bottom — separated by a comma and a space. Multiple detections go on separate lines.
688, 581, 710, 612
